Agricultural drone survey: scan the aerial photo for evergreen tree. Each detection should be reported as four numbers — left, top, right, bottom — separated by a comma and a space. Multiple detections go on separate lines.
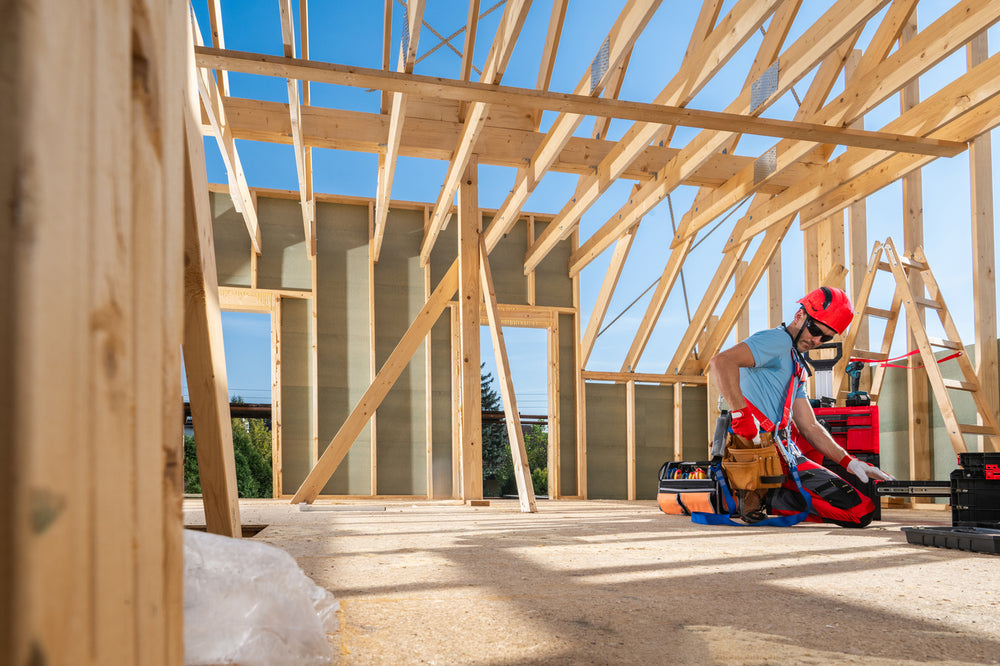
480, 366, 549, 497
481, 365, 513, 495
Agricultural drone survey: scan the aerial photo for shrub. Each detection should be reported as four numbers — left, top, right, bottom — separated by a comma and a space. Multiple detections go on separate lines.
183, 402, 273, 498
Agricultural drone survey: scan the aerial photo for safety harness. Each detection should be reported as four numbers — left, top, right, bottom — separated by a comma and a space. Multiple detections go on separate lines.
692, 348, 814, 527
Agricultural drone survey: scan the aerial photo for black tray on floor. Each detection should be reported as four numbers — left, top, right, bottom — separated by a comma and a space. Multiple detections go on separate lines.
901, 526, 1000, 555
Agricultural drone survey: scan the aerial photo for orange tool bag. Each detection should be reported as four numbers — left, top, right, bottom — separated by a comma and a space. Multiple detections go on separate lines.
657, 461, 726, 516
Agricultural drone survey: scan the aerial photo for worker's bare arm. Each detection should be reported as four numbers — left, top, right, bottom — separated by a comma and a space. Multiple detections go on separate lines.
709, 343, 756, 412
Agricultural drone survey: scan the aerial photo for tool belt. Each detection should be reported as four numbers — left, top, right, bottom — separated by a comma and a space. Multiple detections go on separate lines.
721, 432, 786, 491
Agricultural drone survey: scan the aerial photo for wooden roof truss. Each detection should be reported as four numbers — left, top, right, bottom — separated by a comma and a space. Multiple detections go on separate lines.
190, 1, 1000, 497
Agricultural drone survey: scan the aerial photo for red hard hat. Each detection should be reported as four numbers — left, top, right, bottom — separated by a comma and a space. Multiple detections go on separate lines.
798, 287, 854, 334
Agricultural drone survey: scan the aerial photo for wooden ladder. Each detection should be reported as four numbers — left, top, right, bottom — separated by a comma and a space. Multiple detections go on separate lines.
835, 238, 1000, 456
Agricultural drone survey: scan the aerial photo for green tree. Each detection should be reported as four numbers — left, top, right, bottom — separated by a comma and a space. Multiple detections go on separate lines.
183, 397, 273, 498
481, 365, 513, 496
524, 424, 548, 495
480, 368, 548, 497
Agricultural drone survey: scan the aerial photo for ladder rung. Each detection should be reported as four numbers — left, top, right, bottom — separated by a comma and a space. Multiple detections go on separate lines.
943, 379, 977, 392
851, 350, 889, 361
928, 337, 962, 350
864, 306, 893, 319
878, 257, 927, 272
914, 296, 942, 310
958, 423, 997, 436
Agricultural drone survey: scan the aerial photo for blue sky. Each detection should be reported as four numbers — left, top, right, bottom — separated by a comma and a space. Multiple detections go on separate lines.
188, 1, 1000, 411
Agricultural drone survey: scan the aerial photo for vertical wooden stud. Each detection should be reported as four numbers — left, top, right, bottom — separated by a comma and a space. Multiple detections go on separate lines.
673, 382, 684, 463
527, 214, 536, 306
968, 34, 999, 452
549, 317, 563, 498
368, 201, 378, 493
735, 261, 750, 342
272, 296, 283, 496
425, 207, 435, 496
450, 304, 463, 497
767, 248, 782, 329
900, 13, 930, 481
626, 380, 636, 500
458, 156, 482, 500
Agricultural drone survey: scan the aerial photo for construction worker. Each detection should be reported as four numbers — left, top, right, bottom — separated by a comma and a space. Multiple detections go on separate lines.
709, 286, 893, 526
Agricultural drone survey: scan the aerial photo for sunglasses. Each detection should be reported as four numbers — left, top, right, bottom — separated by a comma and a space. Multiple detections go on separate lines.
804, 316, 834, 343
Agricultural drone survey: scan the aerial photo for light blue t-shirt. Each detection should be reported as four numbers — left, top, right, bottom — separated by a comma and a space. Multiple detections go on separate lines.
739, 327, 808, 426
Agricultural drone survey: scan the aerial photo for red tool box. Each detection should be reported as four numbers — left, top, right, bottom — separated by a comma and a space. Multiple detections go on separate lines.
813, 405, 879, 454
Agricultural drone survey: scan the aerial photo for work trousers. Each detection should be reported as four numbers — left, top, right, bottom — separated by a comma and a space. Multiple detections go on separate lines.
768, 438, 875, 528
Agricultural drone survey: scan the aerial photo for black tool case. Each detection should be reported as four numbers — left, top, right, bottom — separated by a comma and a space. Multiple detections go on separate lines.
892, 453, 1000, 554
951, 453, 1000, 529
901, 526, 1000, 555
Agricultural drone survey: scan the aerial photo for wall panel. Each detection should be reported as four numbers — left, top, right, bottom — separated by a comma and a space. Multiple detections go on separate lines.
257, 197, 312, 291
279, 297, 314, 491
316, 202, 372, 494
375, 208, 428, 495
210, 191, 252, 287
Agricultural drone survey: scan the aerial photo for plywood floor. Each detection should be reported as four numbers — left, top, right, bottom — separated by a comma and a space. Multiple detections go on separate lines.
183, 499, 1000, 665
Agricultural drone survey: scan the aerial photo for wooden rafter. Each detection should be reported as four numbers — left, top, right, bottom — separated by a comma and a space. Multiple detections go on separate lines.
374, 0, 425, 262
564, 0, 893, 279
618, 1, 802, 373
279, 0, 316, 257
664, 24, 883, 375
671, 40, 854, 248
580, 225, 637, 368
418, 0, 532, 266
670, 0, 961, 249
480, 0, 664, 254
525, 0, 784, 276
730, 49, 1000, 246
191, 12, 261, 254
458, 0, 480, 122
206, 0, 230, 96
533, 0, 568, 128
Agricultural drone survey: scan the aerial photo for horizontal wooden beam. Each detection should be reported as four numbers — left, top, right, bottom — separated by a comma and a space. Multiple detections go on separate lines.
582, 370, 707, 385
207, 97, 813, 192
194, 47, 966, 157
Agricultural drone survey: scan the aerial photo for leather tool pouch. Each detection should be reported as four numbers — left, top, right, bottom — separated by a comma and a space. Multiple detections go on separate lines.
721, 433, 786, 491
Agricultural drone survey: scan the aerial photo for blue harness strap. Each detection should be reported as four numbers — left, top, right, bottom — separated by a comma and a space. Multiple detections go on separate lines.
691, 433, 812, 526
691, 349, 813, 527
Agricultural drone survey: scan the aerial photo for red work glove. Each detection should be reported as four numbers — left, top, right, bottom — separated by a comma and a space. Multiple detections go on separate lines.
730, 402, 770, 439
